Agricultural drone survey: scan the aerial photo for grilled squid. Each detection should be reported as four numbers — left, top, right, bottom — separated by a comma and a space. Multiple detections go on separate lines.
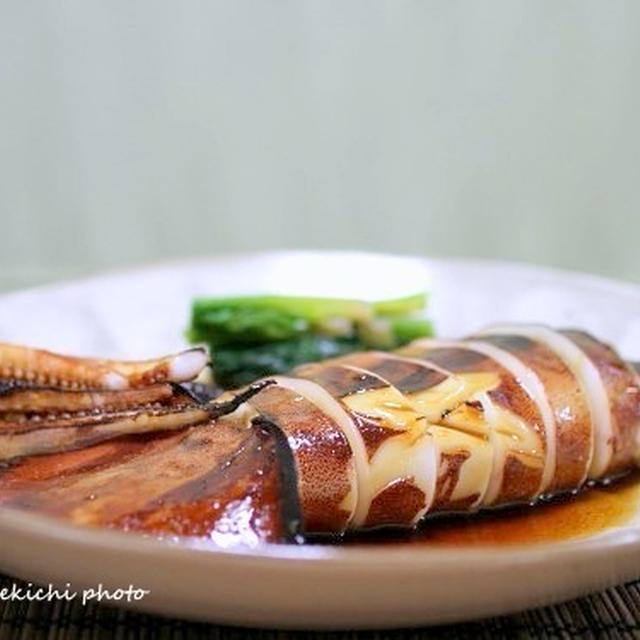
0, 326, 639, 546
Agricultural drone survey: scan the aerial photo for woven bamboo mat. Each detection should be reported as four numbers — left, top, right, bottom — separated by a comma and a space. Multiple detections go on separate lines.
1, 575, 640, 639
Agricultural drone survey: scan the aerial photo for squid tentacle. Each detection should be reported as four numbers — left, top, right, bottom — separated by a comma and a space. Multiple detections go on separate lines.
0, 343, 209, 390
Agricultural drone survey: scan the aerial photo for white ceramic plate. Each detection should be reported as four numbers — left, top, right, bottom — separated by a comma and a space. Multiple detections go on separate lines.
2, 250, 640, 629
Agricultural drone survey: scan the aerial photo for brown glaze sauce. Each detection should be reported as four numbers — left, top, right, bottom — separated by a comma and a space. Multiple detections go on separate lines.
328, 472, 640, 547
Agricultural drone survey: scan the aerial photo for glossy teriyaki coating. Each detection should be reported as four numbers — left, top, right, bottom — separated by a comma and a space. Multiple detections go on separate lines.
0, 325, 639, 546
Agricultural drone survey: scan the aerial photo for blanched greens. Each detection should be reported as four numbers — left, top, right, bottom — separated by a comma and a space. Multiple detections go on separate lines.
188, 293, 433, 389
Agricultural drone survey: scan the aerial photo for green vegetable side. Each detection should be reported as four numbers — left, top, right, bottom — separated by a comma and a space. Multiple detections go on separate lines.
187, 293, 433, 389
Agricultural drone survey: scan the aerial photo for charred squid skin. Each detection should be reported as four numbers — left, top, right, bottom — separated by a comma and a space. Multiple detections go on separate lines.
295, 362, 437, 529
561, 330, 640, 477
251, 416, 305, 544
266, 376, 362, 530
400, 341, 547, 507
476, 325, 610, 479
336, 351, 493, 515
469, 332, 593, 492
247, 382, 355, 534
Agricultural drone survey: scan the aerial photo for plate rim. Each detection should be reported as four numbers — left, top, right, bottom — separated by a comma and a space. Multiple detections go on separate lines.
2, 249, 640, 304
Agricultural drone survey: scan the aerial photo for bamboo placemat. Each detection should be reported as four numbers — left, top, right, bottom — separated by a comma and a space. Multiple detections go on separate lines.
1, 575, 640, 639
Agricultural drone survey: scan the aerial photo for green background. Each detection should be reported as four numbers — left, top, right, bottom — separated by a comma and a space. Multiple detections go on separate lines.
1, 1, 639, 293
